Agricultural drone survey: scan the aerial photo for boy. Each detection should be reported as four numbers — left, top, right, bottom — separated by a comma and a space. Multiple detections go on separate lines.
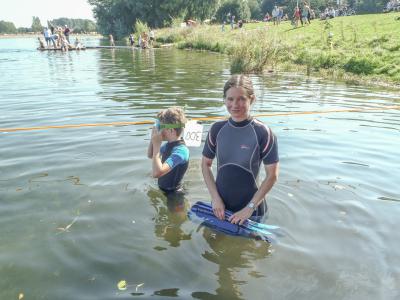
147, 107, 189, 193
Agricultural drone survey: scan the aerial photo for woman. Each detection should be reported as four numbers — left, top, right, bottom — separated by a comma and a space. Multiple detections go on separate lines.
202, 75, 279, 225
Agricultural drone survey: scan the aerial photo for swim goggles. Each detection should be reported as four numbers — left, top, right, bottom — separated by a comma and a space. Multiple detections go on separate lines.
155, 119, 185, 130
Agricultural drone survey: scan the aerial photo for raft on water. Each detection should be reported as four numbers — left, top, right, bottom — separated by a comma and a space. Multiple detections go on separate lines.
37, 44, 173, 51
37, 45, 144, 51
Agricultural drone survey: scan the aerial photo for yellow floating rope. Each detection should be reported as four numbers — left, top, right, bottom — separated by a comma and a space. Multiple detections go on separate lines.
1, 105, 399, 133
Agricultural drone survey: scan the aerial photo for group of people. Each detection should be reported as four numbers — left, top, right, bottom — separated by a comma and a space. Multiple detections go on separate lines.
293, 3, 314, 27
109, 30, 155, 49
38, 24, 84, 51
384, 0, 400, 12
148, 75, 279, 224
221, 14, 245, 31
319, 6, 355, 20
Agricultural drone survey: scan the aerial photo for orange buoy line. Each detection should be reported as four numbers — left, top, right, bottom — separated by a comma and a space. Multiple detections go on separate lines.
1, 105, 399, 133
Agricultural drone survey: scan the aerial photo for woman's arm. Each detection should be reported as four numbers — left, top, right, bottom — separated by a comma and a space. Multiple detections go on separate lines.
229, 162, 279, 225
201, 156, 225, 220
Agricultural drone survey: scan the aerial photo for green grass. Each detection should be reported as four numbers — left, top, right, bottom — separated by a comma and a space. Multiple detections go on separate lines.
155, 12, 400, 86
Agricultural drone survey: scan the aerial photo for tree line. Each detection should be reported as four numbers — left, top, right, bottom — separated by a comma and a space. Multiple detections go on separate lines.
89, 0, 389, 38
0, 17, 97, 34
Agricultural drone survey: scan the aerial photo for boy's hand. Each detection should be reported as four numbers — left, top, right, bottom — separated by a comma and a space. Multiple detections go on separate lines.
151, 127, 162, 148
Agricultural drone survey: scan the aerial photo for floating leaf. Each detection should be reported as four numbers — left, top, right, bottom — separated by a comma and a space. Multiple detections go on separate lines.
118, 280, 127, 291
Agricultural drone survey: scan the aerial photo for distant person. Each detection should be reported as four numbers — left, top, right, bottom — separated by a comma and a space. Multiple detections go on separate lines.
237, 19, 243, 29
302, 3, 311, 25
221, 20, 226, 32
37, 37, 46, 49
141, 32, 149, 48
64, 25, 71, 43
147, 107, 189, 193
278, 7, 284, 25
138, 34, 142, 48
60, 35, 70, 51
149, 30, 155, 46
43, 27, 50, 47
129, 34, 135, 46
293, 6, 301, 27
74, 37, 83, 49
272, 6, 279, 25
46, 27, 57, 48
109, 34, 115, 47
230, 15, 235, 29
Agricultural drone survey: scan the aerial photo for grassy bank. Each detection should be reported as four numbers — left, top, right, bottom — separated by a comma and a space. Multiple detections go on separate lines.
155, 12, 400, 87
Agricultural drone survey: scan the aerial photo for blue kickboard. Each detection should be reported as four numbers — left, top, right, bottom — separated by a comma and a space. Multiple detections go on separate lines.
188, 201, 281, 243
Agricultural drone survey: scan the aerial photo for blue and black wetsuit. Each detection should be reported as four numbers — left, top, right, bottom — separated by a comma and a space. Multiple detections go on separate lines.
158, 140, 189, 193
202, 117, 279, 217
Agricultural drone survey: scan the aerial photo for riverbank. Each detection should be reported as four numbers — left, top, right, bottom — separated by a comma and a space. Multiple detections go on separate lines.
155, 12, 400, 87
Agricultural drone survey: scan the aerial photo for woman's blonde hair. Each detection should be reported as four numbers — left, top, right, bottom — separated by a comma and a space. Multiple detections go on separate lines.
157, 107, 186, 136
223, 74, 255, 103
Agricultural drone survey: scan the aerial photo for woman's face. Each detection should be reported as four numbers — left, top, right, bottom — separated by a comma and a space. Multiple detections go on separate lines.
224, 87, 254, 122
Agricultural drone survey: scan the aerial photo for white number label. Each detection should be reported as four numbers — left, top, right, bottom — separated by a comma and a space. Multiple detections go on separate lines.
183, 121, 203, 147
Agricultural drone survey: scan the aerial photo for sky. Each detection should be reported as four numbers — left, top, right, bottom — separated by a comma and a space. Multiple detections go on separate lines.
0, 0, 95, 28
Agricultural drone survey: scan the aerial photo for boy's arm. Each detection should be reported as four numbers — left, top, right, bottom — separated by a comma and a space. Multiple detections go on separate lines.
152, 145, 171, 178
147, 138, 153, 159
150, 128, 171, 178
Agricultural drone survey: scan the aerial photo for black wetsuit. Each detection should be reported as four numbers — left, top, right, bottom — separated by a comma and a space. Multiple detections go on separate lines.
202, 117, 279, 216
158, 140, 189, 193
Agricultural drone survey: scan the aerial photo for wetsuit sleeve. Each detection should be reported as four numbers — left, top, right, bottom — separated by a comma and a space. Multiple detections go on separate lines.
202, 123, 218, 159
256, 123, 279, 165
164, 145, 189, 169
262, 133, 279, 165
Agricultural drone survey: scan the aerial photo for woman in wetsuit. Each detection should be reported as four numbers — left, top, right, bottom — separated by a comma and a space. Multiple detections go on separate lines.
202, 75, 279, 224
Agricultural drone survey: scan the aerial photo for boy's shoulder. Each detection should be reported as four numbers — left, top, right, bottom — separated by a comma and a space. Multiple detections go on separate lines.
171, 142, 189, 159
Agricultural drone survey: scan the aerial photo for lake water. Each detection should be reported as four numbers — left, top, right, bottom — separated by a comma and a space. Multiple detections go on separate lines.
0, 37, 399, 300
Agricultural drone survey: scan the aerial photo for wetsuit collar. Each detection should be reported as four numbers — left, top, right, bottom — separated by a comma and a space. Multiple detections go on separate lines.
166, 138, 185, 147
228, 116, 253, 127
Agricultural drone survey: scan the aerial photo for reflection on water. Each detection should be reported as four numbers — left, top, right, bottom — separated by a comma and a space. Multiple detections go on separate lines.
1, 38, 400, 300
147, 187, 191, 249
192, 231, 271, 300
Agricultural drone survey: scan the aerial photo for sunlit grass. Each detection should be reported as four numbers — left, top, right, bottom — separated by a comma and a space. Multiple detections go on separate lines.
155, 12, 400, 85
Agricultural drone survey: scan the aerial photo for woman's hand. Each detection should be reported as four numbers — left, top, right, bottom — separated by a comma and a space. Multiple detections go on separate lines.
228, 207, 253, 225
212, 198, 225, 220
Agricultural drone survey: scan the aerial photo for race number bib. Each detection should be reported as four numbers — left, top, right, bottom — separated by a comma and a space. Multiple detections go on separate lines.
183, 120, 203, 147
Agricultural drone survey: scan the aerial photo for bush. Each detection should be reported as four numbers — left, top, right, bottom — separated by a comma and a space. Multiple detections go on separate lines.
344, 57, 378, 75
313, 52, 342, 69
134, 20, 149, 39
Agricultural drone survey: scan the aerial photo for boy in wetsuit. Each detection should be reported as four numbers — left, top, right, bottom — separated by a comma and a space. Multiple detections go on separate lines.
147, 107, 189, 193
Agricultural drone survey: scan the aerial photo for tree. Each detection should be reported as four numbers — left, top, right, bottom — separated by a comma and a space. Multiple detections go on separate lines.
248, 0, 263, 19
89, 0, 226, 38
49, 18, 97, 33
31, 16, 43, 32
0, 20, 17, 34
215, 0, 251, 22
